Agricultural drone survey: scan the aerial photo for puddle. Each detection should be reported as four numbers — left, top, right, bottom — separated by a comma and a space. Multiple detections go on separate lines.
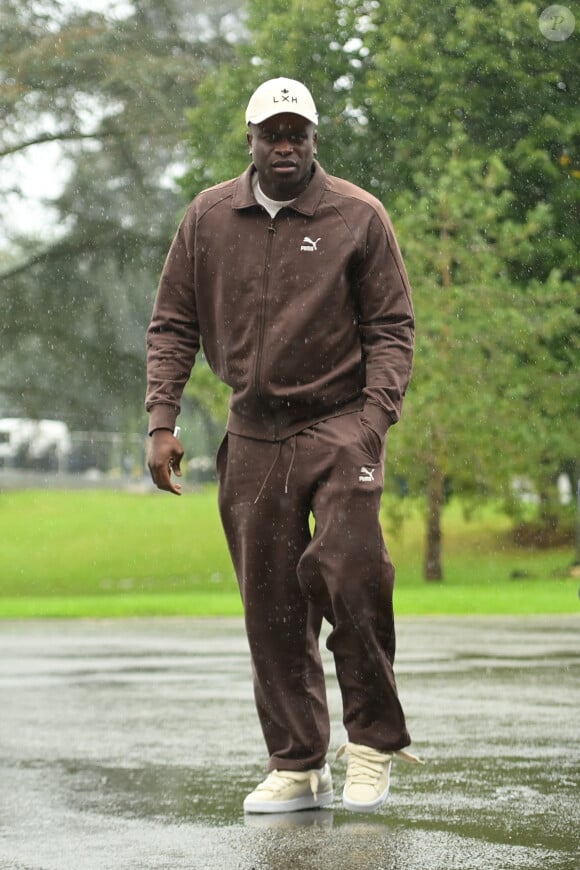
0, 616, 578, 869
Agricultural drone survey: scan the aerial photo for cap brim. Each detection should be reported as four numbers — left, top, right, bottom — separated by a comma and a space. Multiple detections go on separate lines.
246, 109, 319, 126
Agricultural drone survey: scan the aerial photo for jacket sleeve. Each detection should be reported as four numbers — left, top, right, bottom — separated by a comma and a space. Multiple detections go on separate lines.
145, 207, 200, 433
357, 206, 415, 439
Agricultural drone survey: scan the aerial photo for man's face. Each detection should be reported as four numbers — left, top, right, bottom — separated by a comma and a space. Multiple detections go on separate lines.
247, 113, 318, 201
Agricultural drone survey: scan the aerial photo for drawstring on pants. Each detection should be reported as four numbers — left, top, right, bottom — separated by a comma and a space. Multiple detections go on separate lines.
284, 435, 297, 495
253, 435, 297, 504
253, 441, 282, 504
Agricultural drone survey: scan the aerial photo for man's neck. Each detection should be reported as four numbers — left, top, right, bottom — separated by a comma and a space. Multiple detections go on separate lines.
252, 174, 295, 218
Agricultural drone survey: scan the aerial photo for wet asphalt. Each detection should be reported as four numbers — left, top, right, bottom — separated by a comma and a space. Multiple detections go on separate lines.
0, 615, 578, 870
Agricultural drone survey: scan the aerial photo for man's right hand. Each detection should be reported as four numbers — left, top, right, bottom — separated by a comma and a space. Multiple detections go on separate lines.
147, 429, 184, 495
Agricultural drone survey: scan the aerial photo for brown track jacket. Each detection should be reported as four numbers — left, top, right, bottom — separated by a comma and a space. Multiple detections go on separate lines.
146, 161, 414, 442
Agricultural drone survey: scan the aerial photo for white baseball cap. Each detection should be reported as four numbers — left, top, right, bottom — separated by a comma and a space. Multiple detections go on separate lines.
245, 77, 318, 126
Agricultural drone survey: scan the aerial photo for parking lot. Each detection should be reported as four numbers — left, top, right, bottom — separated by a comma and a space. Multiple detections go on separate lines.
1, 615, 578, 869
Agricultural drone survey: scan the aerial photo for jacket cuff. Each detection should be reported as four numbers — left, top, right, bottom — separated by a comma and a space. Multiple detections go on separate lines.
361, 402, 392, 441
148, 404, 178, 436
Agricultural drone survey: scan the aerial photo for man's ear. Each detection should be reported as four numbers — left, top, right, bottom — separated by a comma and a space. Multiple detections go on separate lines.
313, 129, 318, 156
247, 131, 253, 154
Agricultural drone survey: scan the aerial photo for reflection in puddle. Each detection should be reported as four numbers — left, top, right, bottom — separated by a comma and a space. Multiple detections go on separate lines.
244, 808, 334, 829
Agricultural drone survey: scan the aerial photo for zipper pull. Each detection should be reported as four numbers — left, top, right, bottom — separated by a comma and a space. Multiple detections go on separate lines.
268, 221, 276, 234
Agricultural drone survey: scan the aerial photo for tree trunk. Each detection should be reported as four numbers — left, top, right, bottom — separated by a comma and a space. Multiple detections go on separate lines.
425, 462, 444, 581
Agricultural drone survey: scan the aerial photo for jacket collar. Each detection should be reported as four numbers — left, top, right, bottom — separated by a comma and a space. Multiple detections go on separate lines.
232, 160, 326, 216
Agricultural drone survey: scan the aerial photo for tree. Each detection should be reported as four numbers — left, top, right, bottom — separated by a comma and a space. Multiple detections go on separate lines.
388, 133, 576, 578
0, 0, 244, 428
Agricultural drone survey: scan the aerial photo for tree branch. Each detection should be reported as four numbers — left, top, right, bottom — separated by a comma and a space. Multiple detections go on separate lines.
0, 131, 102, 158
0, 127, 178, 158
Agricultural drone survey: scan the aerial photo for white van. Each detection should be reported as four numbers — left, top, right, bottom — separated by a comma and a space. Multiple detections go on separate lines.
0, 418, 72, 470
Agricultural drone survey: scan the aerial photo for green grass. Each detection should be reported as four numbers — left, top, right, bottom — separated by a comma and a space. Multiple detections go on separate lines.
0, 487, 577, 618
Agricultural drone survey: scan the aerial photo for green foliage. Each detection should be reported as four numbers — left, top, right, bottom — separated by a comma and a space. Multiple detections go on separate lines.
389, 130, 579, 507
182, 0, 579, 272
389, 139, 520, 494
185, 359, 231, 427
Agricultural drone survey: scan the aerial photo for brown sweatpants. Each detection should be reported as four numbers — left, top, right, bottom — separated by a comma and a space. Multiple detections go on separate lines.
217, 411, 411, 772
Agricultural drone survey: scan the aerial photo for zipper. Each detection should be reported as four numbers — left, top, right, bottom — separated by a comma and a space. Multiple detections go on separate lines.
252, 218, 277, 408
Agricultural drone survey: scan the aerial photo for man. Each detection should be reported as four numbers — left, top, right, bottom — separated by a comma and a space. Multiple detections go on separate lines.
146, 77, 421, 814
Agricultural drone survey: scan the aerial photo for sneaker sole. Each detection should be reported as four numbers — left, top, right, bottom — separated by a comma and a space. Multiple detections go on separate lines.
243, 789, 334, 814
342, 783, 390, 813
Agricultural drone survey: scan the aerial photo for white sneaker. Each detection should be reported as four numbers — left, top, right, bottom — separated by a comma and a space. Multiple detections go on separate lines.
243, 764, 334, 814
337, 742, 424, 812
